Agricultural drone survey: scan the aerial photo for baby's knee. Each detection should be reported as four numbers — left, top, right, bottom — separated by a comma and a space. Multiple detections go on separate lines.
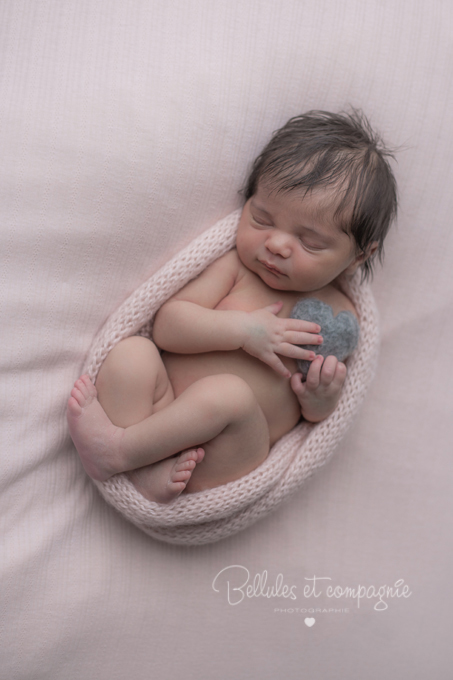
96, 336, 161, 392
199, 374, 258, 421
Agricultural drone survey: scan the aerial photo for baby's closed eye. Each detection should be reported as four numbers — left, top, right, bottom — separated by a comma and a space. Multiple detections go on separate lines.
251, 214, 273, 228
298, 238, 325, 251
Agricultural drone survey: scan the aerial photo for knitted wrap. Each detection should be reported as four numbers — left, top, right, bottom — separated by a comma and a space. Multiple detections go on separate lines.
83, 209, 379, 545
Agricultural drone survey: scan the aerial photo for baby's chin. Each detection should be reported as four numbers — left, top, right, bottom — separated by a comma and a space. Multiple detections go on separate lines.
259, 276, 293, 291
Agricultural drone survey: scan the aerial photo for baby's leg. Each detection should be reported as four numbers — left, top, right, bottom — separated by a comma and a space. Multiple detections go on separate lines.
68, 369, 269, 492
95, 335, 174, 427
131, 375, 270, 496
68, 336, 204, 501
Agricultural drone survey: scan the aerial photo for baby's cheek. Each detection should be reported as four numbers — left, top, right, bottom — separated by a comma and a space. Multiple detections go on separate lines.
237, 234, 257, 267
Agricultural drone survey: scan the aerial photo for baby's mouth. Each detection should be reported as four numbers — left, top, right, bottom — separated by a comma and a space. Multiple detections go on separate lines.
260, 260, 285, 276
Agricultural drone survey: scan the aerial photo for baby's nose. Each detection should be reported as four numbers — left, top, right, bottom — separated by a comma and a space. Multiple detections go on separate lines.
266, 233, 292, 258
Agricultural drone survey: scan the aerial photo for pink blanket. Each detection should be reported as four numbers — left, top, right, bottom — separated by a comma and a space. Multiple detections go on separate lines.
83, 209, 379, 544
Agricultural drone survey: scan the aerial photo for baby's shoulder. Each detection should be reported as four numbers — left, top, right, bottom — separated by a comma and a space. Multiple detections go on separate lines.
215, 248, 250, 282
206, 248, 242, 280
215, 247, 241, 269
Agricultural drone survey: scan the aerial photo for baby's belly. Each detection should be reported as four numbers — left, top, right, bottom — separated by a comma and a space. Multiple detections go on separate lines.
161, 349, 302, 445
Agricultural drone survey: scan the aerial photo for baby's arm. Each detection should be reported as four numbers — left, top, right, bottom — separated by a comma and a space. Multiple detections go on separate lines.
153, 250, 322, 378
153, 250, 246, 353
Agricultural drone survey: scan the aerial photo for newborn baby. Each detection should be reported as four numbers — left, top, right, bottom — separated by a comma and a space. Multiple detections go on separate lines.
67, 110, 397, 503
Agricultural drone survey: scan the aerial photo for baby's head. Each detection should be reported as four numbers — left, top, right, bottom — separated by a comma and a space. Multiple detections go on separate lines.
242, 110, 397, 282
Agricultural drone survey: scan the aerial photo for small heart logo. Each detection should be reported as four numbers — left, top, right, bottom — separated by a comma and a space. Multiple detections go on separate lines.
304, 617, 315, 627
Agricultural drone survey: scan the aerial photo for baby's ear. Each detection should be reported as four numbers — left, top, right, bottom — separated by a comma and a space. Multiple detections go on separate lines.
344, 241, 379, 276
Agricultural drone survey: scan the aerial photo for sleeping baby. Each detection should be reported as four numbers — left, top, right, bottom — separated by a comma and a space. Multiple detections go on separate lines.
67, 110, 397, 502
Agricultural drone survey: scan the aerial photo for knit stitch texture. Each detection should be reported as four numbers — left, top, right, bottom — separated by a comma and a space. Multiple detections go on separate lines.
83, 209, 379, 545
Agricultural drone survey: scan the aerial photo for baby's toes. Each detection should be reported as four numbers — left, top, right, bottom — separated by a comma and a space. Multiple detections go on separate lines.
178, 447, 205, 466
79, 374, 97, 398
71, 378, 90, 406
67, 395, 83, 417
194, 447, 205, 463
175, 457, 197, 473
171, 468, 193, 484
177, 449, 197, 465
70, 385, 85, 407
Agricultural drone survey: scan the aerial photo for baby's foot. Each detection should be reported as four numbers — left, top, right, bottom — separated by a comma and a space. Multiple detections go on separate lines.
128, 448, 205, 504
66, 374, 125, 481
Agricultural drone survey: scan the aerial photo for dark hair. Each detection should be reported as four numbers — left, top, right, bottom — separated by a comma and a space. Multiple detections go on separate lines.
243, 110, 398, 280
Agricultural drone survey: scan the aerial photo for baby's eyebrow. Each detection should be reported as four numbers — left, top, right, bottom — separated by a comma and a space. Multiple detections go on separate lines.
250, 198, 272, 214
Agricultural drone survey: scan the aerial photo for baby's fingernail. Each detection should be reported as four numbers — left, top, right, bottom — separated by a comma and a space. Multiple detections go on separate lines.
310, 352, 316, 360
318, 335, 323, 343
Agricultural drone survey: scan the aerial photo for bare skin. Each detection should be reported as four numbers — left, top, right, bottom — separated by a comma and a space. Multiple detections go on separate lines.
67, 372, 207, 502
67, 184, 374, 502
67, 367, 271, 499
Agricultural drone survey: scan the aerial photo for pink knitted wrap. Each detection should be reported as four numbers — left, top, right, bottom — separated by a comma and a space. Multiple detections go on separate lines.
83, 209, 379, 545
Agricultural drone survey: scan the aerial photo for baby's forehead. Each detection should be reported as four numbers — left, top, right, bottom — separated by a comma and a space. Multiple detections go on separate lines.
255, 179, 352, 231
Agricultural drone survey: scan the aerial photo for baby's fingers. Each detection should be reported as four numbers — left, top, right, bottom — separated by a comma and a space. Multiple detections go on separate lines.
290, 372, 306, 398
286, 318, 321, 334
278, 342, 318, 361
319, 356, 347, 388
262, 301, 284, 316
263, 353, 293, 379
284, 330, 323, 347
305, 355, 324, 389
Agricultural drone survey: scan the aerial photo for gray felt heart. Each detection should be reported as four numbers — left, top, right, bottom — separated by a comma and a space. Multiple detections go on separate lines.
290, 298, 360, 378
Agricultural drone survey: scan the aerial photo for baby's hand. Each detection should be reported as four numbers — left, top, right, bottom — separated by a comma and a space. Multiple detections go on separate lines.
290, 355, 347, 422
241, 301, 323, 378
